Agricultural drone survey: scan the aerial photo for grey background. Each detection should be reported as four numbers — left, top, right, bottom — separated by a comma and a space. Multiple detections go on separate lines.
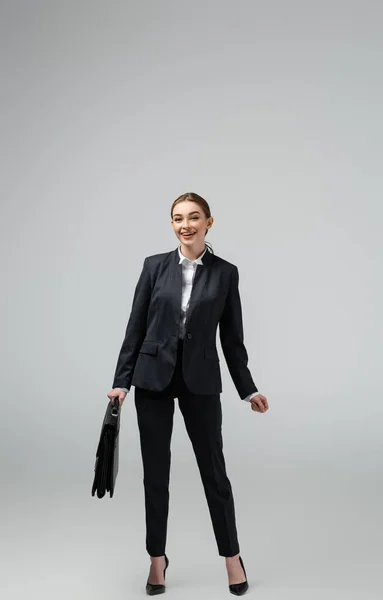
1, 1, 382, 599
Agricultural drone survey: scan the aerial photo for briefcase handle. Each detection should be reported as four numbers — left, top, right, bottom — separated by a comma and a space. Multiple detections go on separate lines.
111, 397, 120, 417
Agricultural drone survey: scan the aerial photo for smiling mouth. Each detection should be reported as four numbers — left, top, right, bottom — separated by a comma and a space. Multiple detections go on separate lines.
181, 232, 195, 238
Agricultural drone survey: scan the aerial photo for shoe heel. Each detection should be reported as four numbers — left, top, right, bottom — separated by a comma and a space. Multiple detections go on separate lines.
228, 555, 249, 596
146, 555, 169, 596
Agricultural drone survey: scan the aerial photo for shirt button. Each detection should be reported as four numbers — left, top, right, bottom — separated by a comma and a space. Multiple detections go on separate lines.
187, 333, 192, 339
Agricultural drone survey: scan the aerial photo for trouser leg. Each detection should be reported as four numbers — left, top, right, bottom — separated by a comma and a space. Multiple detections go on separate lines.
178, 390, 240, 557
135, 386, 175, 557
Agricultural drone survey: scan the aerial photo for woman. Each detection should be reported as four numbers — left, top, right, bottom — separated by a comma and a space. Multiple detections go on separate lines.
107, 192, 269, 596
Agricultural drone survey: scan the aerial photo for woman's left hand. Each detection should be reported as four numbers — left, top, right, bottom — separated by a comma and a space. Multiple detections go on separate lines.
250, 394, 269, 413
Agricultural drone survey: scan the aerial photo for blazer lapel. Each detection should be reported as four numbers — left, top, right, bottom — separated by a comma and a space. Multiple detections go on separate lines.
170, 248, 183, 327
185, 260, 209, 327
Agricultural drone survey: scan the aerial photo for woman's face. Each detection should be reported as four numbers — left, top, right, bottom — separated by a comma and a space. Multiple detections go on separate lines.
171, 201, 213, 248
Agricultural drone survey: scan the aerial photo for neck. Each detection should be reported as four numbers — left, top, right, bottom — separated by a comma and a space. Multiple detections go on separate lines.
179, 242, 206, 261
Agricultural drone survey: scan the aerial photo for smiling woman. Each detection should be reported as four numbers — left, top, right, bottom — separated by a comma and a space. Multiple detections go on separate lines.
107, 190, 269, 596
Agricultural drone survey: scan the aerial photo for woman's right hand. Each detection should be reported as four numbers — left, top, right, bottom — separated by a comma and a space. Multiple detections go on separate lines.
107, 388, 128, 406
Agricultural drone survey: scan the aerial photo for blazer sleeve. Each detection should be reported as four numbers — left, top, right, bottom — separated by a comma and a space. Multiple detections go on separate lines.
219, 266, 258, 400
112, 257, 151, 390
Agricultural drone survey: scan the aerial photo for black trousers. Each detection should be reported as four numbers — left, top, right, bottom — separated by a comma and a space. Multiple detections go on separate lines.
134, 338, 240, 558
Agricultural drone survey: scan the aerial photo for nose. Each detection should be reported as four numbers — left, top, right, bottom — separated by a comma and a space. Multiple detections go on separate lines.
180, 220, 193, 230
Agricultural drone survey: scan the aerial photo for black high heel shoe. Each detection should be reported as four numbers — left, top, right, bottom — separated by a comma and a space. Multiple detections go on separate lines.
229, 555, 249, 596
146, 554, 169, 596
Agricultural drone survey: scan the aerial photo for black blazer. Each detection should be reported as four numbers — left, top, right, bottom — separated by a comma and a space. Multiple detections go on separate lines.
112, 246, 258, 400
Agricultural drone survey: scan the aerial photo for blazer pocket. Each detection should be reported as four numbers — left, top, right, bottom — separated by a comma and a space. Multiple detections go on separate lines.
139, 341, 158, 356
204, 347, 220, 361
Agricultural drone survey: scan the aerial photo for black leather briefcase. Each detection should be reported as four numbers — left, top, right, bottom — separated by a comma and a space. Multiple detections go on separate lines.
92, 398, 121, 498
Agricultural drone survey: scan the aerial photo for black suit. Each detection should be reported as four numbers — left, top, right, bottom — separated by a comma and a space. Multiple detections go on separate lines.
112, 246, 257, 557
113, 246, 258, 399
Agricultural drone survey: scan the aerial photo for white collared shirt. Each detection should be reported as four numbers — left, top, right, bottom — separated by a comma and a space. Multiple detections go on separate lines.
177, 244, 207, 340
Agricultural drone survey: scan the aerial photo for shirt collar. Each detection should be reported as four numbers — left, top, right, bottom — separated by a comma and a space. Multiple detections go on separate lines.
178, 244, 207, 265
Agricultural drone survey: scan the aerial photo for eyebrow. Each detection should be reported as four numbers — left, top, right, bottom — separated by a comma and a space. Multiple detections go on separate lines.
173, 211, 201, 217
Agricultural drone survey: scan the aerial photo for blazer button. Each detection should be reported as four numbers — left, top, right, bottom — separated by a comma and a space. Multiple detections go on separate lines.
187, 333, 192, 339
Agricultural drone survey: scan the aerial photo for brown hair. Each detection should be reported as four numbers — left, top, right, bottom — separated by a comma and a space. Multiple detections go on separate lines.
171, 192, 214, 254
